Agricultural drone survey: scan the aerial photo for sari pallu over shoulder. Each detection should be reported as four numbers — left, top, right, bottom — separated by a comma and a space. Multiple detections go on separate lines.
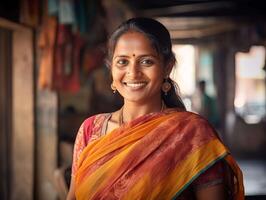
75, 110, 244, 200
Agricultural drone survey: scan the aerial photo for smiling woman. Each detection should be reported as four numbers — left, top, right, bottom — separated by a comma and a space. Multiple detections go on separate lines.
67, 18, 244, 200
111, 31, 165, 107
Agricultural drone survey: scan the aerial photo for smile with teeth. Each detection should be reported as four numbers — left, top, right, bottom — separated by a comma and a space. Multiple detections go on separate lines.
124, 81, 147, 89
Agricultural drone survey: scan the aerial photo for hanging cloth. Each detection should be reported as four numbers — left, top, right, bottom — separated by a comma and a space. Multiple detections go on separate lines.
38, 16, 57, 89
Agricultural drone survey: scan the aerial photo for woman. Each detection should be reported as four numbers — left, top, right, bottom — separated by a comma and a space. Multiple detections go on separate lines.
67, 17, 244, 200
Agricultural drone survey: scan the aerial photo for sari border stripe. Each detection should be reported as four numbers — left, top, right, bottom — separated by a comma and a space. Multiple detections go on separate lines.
171, 152, 228, 200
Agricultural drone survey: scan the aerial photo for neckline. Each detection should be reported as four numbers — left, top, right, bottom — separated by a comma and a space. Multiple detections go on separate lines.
101, 108, 182, 136
118, 101, 166, 126
100, 113, 112, 136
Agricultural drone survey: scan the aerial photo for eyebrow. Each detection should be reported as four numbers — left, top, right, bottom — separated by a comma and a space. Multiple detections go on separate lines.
114, 55, 129, 59
114, 54, 159, 59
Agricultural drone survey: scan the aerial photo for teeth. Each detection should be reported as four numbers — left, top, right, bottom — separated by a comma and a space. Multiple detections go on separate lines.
126, 82, 146, 88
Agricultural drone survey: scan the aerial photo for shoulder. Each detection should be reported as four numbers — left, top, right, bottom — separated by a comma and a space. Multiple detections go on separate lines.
82, 112, 111, 129
82, 113, 111, 128
171, 109, 208, 123
184, 110, 214, 127
170, 110, 217, 134
81, 113, 111, 143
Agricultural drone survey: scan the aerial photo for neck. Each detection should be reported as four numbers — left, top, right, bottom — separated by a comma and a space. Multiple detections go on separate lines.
119, 100, 165, 125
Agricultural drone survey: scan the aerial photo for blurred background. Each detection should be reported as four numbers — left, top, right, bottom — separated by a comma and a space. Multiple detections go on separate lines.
0, 0, 265, 199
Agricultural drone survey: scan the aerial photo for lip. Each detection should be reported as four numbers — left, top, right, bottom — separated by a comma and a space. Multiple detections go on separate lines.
123, 81, 148, 90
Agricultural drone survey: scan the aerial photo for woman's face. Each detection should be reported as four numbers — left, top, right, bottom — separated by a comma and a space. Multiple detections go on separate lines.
111, 31, 169, 104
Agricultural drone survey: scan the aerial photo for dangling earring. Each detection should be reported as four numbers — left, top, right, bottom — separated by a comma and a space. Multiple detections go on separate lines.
111, 83, 117, 93
162, 78, 171, 95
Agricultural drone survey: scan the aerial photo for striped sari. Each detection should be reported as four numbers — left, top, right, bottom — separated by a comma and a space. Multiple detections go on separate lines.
74, 109, 244, 200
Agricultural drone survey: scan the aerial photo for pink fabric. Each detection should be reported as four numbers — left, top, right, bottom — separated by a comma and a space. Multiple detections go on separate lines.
72, 114, 107, 176
71, 116, 94, 177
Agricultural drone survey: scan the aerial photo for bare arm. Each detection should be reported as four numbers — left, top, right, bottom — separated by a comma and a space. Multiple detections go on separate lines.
195, 184, 226, 200
66, 176, 76, 200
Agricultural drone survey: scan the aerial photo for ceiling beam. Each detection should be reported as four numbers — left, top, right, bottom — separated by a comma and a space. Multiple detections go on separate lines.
139, 1, 235, 17
156, 17, 232, 30
155, 17, 238, 39
169, 21, 237, 39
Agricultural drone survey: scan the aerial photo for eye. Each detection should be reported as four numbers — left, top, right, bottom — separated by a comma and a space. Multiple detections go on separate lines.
116, 59, 129, 67
140, 58, 154, 66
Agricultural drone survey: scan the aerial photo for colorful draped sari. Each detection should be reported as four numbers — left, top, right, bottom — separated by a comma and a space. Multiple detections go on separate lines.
74, 109, 244, 200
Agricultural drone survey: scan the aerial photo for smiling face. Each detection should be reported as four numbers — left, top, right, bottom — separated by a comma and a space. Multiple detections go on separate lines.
111, 31, 171, 105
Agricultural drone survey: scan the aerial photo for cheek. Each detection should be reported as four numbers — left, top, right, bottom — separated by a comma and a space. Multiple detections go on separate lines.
111, 69, 115, 80
150, 69, 164, 81
111, 67, 117, 79
111, 68, 123, 82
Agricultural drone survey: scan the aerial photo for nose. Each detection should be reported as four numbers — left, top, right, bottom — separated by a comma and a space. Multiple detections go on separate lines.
126, 61, 141, 78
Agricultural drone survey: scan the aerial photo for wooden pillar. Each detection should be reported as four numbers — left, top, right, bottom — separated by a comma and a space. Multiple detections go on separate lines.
11, 21, 34, 200
0, 27, 12, 200
35, 90, 58, 200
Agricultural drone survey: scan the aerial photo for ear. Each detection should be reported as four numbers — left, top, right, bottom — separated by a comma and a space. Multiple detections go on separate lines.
164, 59, 175, 78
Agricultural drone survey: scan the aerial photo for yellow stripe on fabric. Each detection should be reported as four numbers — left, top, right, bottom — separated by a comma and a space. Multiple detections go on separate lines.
171, 154, 227, 200
121, 173, 152, 200
76, 143, 135, 199
165, 139, 227, 199
133, 138, 227, 200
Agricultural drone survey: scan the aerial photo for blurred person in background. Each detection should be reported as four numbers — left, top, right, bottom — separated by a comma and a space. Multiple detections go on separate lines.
197, 80, 220, 130
67, 18, 244, 200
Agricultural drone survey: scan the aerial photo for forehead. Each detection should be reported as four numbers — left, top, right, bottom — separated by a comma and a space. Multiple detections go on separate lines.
113, 31, 157, 56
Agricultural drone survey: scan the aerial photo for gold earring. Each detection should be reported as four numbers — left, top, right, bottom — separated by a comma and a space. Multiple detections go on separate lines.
162, 79, 171, 95
111, 83, 117, 93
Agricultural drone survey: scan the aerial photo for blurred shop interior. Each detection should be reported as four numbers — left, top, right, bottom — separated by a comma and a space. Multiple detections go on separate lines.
0, 0, 266, 199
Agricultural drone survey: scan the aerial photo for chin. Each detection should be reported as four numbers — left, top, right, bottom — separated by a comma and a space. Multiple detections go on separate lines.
121, 95, 145, 103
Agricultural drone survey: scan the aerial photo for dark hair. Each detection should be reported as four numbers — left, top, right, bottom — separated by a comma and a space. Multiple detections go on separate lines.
199, 80, 206, 85
107, 17, 185, 110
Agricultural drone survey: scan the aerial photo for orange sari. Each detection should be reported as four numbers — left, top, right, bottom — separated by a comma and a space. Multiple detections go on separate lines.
75, 110, 244, 200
